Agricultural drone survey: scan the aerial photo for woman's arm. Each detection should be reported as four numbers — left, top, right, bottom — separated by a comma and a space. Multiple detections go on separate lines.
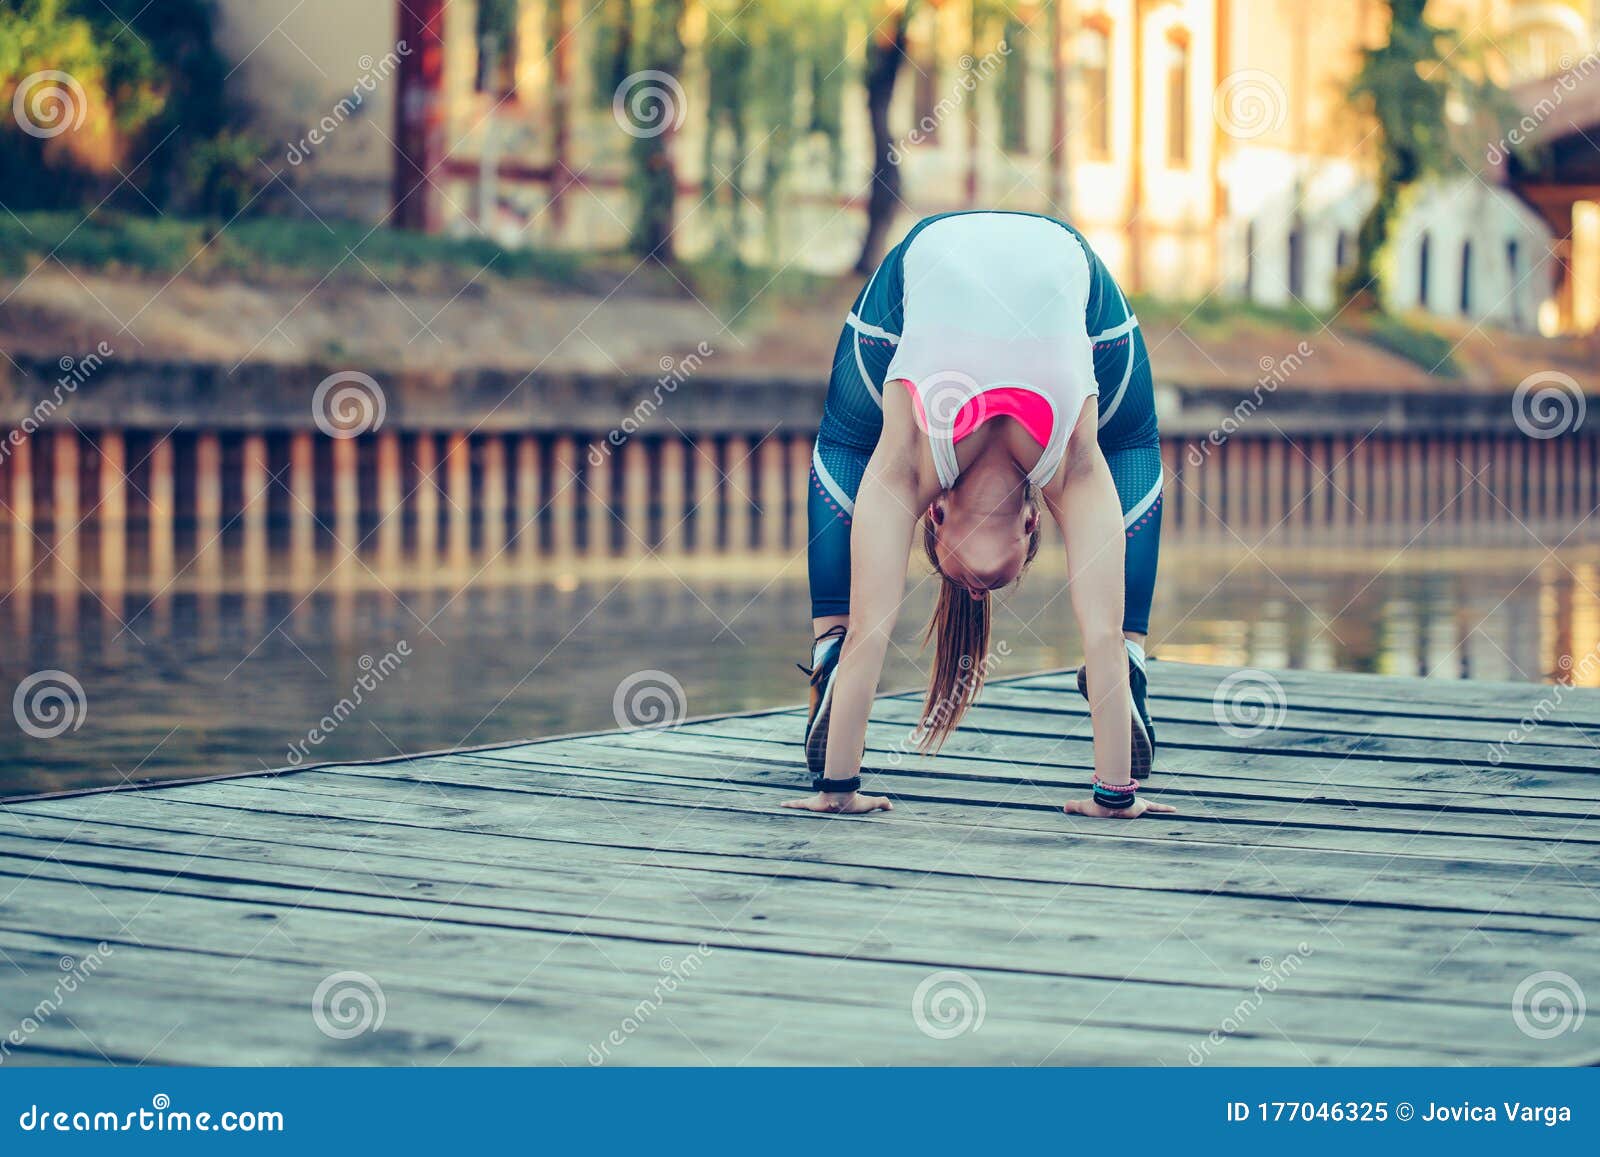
1043, 402, 1176, 819
783, 432, 923, 815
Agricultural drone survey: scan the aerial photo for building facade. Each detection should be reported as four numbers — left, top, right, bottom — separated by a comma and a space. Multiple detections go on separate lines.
216, 0, 1599, 331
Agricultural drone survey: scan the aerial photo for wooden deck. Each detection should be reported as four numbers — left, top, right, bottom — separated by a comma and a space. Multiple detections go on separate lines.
2, 660, 1597, 1066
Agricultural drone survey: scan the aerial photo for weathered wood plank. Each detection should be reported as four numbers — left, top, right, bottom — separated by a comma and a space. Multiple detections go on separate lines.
2, 659, 1595, 1067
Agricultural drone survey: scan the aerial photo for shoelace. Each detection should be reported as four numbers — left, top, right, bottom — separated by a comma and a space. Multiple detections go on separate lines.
796, 625, 847, 676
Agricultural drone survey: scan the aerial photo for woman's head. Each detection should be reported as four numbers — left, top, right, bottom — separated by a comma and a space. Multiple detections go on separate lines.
916, 480, 1041, 751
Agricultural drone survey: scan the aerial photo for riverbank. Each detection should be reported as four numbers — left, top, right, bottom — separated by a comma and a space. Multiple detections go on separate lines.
3, 214, 1595, 394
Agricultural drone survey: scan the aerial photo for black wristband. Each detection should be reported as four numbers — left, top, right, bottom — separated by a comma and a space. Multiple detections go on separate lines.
813, 775, 862, 794
1093, 785, 1137, 809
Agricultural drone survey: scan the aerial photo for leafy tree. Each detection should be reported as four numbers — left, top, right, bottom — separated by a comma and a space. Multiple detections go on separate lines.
1341, 0, 1506, 310
0, 0, 240, 215
626, 0, 687, 262
856, 1, 915, 273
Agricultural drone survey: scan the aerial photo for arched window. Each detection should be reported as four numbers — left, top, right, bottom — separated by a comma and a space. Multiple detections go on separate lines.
1000, 17, 1030, 153
1507, 239, 1523, 327
1166, 30, 1190, 167
913, 9, 940, 143
1459, 240, 1473, 315
1243, 220, 1256, 299
475, 0, 519, 97
1287, 218, 1305, 300
1079, 21, 1111, 159
1418, 232, 1432, 309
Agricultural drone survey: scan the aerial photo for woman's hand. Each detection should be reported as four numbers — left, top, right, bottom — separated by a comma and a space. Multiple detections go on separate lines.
1063, 796, 1177, 819
782, 790, 894, 815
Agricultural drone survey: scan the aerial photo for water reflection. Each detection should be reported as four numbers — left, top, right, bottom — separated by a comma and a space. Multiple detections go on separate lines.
2, 521, 1598, 800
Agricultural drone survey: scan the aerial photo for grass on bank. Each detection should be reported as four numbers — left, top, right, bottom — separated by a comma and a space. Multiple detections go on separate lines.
0, 210, 1459, 375
1132, 291, 1461, 376
0, 210, 831, 307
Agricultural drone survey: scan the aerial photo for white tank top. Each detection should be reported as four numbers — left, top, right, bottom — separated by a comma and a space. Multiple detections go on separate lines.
884, 213, 1098, 489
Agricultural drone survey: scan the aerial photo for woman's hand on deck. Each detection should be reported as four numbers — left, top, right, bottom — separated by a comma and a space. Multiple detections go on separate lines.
1063, 797, 1177, 819
782, 790, 893, 815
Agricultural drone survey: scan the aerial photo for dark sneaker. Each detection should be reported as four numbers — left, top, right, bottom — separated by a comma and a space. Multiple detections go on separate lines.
1076, 652, 1155, 779
800, 627, 846, 779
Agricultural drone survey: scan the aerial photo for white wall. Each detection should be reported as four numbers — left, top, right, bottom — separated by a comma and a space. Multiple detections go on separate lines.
1230, 156, 1553, 331
1387, 180, 1553, 330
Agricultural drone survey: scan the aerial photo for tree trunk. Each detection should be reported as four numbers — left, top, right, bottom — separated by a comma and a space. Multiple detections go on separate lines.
628, 0, 687, 263
854, 8, 912, 275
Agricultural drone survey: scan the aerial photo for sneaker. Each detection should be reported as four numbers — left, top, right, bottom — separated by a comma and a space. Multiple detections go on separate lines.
800, 626, 847, 780
1075, 648, 1155, 779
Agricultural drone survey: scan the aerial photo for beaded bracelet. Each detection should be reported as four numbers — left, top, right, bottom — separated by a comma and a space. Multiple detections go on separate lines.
1091, 773, 1139, 810
1091, 774, 1139, 794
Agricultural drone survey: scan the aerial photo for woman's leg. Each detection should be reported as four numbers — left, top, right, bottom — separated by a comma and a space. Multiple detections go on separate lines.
1104, 438, 1162, 640
807, 434, 868, 638
803, 308, 893, 774
1085, 316, 1163, 773
1093, 321, 1162, 641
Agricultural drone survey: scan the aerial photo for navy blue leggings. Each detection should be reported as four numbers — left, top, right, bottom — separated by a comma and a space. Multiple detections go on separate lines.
807, 212, 1162, 635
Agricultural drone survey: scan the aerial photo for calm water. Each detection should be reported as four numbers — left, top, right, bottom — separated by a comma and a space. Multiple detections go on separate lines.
2, 531, 1598, 800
